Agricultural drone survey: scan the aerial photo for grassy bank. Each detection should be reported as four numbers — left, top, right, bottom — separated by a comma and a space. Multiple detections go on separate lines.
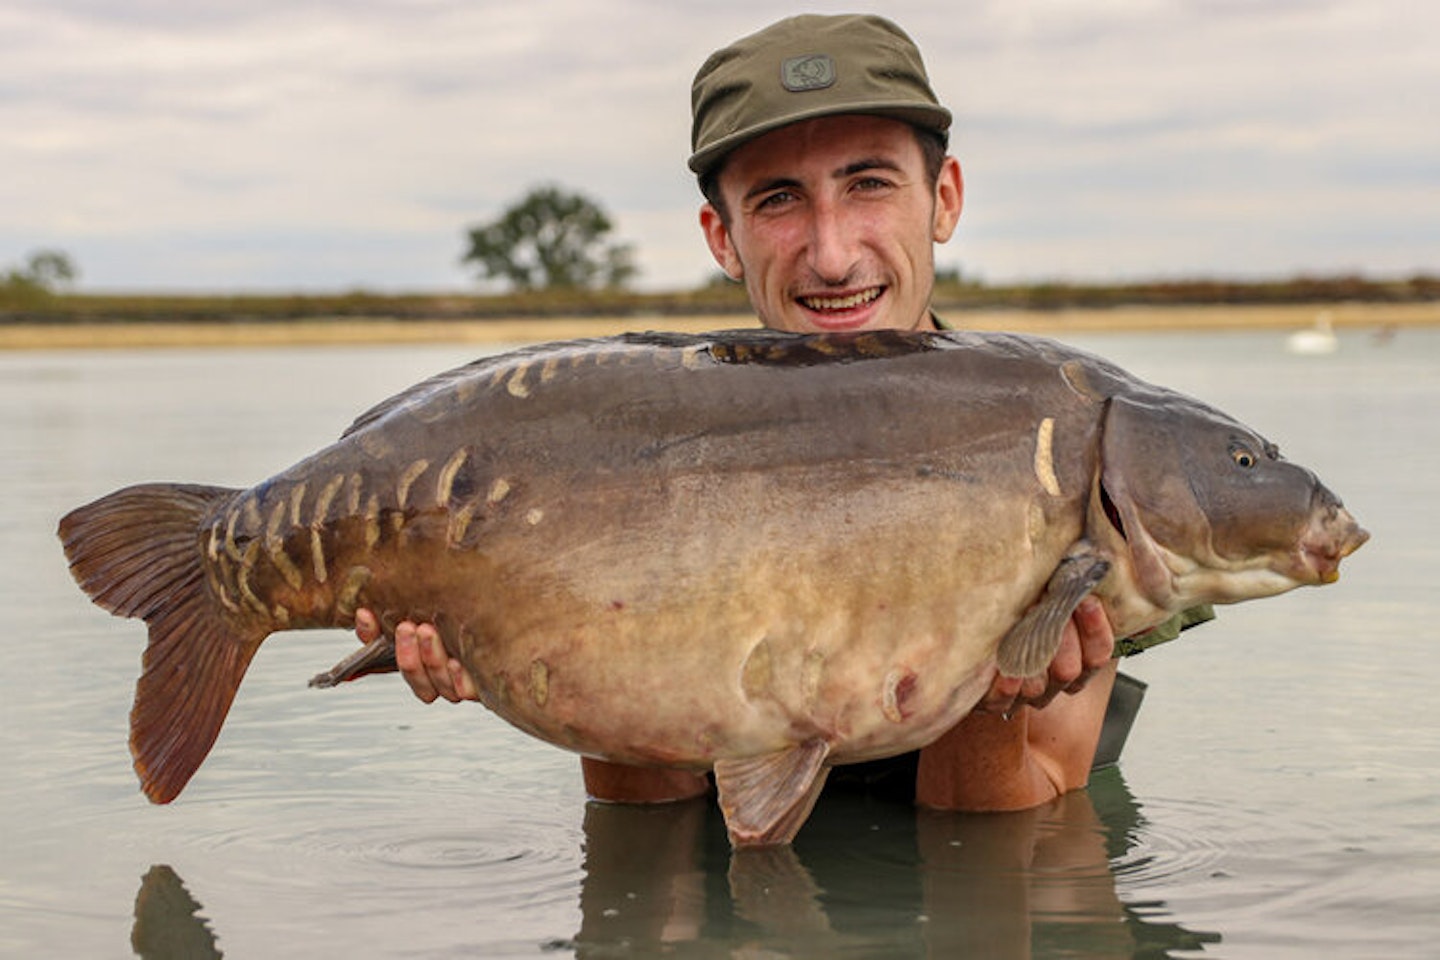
5, 272, 1438, 350
4, 272, 1439, 323
2, 301, 1436, 351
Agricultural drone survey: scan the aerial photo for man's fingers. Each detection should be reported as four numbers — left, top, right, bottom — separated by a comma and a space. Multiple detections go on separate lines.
1017, 672, 1047, 703
1046, 622, 1084, 688
384, 620, 476, 704
448, 661, 479, 701
417, 624, 461, 702
1035, 599, 1118, 705
354, 608, 381, 644
394, 622, 438, 703
1072, 596, 1116, 670
356, 612, 476, 704
996, 599, 1116, 712
415, 623, 448, 670
977, 673, 1022, 716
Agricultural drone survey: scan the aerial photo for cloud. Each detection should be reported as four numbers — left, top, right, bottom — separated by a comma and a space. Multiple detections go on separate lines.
1, 0, 1435, 291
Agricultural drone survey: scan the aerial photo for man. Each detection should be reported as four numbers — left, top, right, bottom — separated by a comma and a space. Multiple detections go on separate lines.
356, 13, 1205, 812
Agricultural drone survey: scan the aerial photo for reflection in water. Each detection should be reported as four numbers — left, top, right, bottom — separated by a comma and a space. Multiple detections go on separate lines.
568, 767, 1222, 958
130, 770, 1221, 957
131, 865, 223, 960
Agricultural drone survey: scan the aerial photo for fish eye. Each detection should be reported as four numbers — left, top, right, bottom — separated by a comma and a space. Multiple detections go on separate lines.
1229, 442, 1258, 468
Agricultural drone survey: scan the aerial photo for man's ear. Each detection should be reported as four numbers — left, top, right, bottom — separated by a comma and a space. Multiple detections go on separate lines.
932, 156, 964, 244
699, 203, 744, 280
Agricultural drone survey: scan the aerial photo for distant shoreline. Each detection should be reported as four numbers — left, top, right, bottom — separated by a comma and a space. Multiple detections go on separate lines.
2, 301, 1436, 351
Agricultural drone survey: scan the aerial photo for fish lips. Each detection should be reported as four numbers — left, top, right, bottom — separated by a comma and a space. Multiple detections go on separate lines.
1295, 495, 1369, 584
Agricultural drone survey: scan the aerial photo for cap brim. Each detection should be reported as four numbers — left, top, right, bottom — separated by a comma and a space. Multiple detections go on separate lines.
688, 101, 952, 176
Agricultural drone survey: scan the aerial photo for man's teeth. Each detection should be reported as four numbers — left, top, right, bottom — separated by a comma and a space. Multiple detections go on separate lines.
800, 288, 881, 311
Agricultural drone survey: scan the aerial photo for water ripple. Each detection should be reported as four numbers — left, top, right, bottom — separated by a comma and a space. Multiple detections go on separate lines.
364, 821, 570, 873
1101, 789, 1428, 955
1109, 795, 1231, 887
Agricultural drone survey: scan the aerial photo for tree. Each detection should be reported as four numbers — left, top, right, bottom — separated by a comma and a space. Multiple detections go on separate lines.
462, 185, 637, 291
3, 248, 78, 292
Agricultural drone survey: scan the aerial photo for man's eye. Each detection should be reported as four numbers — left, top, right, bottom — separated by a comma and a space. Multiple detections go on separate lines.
757, 191, 795, 209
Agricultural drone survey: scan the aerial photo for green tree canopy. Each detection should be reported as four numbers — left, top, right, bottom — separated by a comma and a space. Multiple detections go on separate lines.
3, 248, 78, 291
462, 185, 637, 291
1, 249, 79, 309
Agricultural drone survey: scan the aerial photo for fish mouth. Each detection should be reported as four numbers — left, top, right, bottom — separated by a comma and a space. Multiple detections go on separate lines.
1298, 506, 1369, 584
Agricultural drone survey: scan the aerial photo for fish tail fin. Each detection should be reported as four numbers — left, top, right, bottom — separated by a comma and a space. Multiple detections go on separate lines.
59, 483, 266, 803
131, 596, 265, 803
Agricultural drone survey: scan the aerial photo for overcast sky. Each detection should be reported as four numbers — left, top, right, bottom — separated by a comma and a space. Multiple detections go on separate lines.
3, 0, 1436, 293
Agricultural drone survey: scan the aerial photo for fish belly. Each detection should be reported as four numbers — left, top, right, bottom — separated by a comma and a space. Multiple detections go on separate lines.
435, 467, 1076, 770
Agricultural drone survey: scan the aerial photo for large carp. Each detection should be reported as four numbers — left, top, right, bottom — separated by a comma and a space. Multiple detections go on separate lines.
59, 329, 1367, 846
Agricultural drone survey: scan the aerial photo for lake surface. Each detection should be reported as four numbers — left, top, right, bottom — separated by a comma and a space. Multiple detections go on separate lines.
2, 323, 1436, 958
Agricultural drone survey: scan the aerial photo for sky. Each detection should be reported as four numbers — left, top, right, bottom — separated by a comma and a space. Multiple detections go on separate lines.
3, 0, 1437, 294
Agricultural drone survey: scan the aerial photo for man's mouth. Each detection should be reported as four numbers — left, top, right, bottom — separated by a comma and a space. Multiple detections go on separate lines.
797, 286, 884, 313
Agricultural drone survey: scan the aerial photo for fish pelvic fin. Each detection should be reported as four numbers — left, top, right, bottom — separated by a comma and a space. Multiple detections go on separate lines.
714, 739, 831, 847
997, 550, 1112, 678
59, 483, 265, 804
308, 634, 397, 688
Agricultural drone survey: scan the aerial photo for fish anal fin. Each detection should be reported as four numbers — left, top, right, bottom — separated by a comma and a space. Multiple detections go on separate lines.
997, 550, 1112, 678
714, 739, 831, 847
308, 635, 397, 688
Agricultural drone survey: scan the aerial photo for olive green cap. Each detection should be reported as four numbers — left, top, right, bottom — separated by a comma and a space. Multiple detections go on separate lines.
688, 14, 952, 178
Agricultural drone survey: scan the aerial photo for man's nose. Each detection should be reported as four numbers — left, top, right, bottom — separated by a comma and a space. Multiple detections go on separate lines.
806, 199, 859, 284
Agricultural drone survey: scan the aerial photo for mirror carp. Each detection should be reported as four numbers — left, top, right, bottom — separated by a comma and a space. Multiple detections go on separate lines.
58, 329, 1368, 846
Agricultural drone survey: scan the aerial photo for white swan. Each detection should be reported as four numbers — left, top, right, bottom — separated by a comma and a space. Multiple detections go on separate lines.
1286, 311, 1338, 355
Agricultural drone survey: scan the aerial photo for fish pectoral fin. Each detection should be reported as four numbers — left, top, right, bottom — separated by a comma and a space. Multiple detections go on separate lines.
714, 739, 831, 847
997, 551, 1112, 678
308, 635, 398, 688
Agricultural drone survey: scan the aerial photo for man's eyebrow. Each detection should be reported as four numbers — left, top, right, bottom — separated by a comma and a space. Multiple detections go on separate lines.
834, 156, 903, 178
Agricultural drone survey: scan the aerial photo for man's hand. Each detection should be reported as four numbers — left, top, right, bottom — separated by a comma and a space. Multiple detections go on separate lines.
975, 597, 1114, 717
353, 609, 478, 703
918, 598, 1118, 812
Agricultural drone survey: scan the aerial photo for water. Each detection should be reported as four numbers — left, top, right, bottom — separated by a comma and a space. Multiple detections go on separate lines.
1, 324, 1436, 958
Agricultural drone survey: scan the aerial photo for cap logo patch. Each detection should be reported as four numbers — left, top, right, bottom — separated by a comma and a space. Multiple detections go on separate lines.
781, 54, 836, 92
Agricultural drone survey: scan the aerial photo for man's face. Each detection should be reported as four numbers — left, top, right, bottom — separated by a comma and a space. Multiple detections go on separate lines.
700, 114, 963, 334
